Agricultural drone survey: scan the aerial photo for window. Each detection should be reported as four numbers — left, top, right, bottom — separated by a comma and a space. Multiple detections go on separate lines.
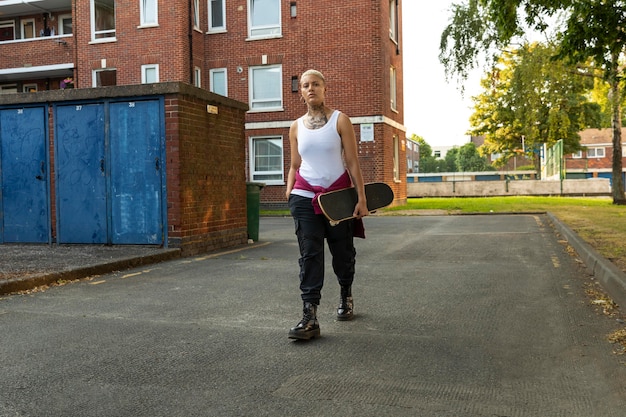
91, 0, 116, 40
193, 0, 200, 30
23, 84, 37, 93
248, 0, 281, 38
21, 19, 35, 39
0, 85, 18, 94
393, 135, 400, 181
93, 69, 117, 87
141, 0, 158, 26
250, 136, 284, 183
0, 21, 15, 41
389, 0, 398, 43
209, 0, 226, 31
249, 65, 282, 110
59, 14, 73, 35
587, 147, 605, 158
194, 67, 202, 88
572, 151, 582, 159
142, 64, 159, 83
210, 68, 227, 96
390, 66, 397, 111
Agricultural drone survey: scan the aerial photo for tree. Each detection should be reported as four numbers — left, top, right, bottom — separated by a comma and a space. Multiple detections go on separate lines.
415, 135, 439, 173
469, 42, 602, 170
444, 147, 460, 172
440, 0, 626, 204
457, 142, 495, 171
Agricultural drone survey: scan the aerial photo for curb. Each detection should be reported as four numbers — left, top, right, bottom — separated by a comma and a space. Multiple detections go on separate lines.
0, 249, 181, 295
547, 212, 626, 309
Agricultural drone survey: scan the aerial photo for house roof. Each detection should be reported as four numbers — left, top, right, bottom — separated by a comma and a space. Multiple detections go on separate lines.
579, 128, 626, 146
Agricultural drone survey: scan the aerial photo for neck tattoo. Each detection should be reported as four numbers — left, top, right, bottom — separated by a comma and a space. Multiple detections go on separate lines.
304, 109, 328, 130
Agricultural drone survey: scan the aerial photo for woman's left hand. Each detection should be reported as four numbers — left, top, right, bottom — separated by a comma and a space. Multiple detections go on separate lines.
353, 200, 369, 219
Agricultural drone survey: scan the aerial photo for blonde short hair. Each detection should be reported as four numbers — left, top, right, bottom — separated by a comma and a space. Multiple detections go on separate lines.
300, 69, 326, 84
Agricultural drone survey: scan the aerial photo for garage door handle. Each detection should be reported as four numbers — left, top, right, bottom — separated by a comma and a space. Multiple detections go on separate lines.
35, 161, 45, 181
100, 159, 105, 174
155, 157, 160, 171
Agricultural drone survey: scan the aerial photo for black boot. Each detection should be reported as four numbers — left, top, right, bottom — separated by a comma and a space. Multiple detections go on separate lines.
288, 302, 320, 340
337, 285, 354, 321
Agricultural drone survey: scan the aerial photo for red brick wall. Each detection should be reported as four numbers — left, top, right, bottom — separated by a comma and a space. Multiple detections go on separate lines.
165, 89, 248, 255
74, 0, 191, 88
0, 22, 74, 71
0, 84, 248, 252
204, 0, 407, 206
565, 149, 626, 170
1, 0, 406, 208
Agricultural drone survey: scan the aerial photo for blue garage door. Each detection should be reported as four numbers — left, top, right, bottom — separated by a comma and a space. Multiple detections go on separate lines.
55, 103, 107, 243
109, 100, 164, 244
0, 107, 49, 243
54, 99, 164, 245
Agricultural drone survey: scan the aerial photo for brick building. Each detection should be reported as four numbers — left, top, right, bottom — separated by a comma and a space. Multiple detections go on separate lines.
0, 0, 407, 208
565, 128, 626, 180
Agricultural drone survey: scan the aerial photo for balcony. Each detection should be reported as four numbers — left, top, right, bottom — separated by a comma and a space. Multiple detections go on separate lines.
0, 0, 73, 86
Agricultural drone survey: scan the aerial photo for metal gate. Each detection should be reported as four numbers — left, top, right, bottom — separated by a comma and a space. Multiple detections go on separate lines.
0, 106, 50, 243
54, 98, 165, 245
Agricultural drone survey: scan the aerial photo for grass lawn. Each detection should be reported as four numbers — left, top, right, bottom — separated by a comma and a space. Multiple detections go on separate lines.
385, 196, 626, 274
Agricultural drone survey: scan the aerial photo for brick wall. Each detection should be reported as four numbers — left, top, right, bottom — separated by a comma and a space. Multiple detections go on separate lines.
73, 0, 191, 88
2, 0, 406, 210
204, 0, 407, 207
164, 85, 249, 255
0, 83, 249, 253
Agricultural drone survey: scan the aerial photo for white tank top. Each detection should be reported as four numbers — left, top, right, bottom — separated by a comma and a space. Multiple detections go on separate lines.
292, 110, 346, 198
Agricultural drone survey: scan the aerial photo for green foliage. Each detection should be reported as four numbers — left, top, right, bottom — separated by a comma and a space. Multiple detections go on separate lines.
457, 142, 495, 171
440, 0, 625, 202
470, 42, 601, 161
444, 147, 460, 172
415, 137, 493, 173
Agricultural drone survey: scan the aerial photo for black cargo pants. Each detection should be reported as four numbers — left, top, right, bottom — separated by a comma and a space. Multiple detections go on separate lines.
288, 194, 356, 305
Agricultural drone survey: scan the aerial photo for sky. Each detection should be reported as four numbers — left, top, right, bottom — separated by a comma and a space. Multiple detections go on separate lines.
402, 1, 483, 147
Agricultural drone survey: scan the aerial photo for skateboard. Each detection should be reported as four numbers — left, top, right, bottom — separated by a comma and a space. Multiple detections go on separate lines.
318, 182, 394, 225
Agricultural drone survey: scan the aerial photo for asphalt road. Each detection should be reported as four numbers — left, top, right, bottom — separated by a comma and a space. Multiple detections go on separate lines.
1, 215, 626, 416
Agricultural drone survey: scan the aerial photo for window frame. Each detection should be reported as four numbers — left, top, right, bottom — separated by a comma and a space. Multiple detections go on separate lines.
389, 0, 398, 43
91, 0, 116, 41
141, 64, 159, 84
59, 14, 73, 35
0, 20, 16, 42
194, 66, 202, 88
248, 64, 283, 112
249, 135, 285, 185
21, 18, 36, 39
209, 68, 228, 96
393, 135, 400, 181
193, 0, 201, 30
247, 0, 281, 39
0, 84, 18, 94
92, 68, 117, 87
572, 151, 582, 159
140, 0, 158, 26
208, 0, 226, 32
587, 147, 605, 158
390, 66, 397, 111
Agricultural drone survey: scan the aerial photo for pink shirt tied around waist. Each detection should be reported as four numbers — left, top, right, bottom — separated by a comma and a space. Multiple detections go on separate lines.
294, 170, 365, 238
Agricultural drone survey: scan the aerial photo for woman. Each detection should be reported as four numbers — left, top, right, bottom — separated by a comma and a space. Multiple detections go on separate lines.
285, 69, 368, 340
